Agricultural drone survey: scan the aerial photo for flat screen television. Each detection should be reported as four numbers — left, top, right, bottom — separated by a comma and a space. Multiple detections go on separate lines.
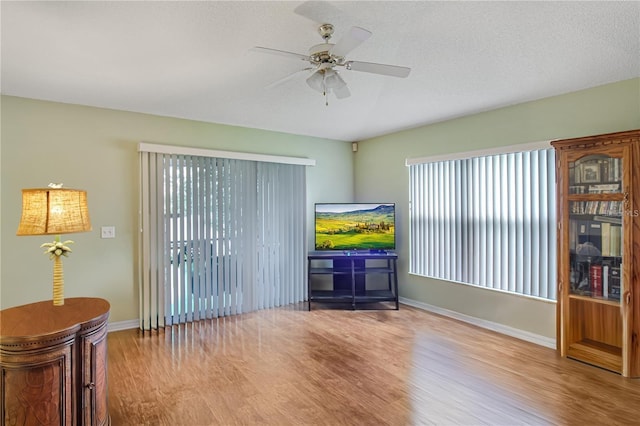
314, 203, 395, 251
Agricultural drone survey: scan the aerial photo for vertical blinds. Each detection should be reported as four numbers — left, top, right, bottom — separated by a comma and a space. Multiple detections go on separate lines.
409, 148, 557, 300
139, 150, 307, 330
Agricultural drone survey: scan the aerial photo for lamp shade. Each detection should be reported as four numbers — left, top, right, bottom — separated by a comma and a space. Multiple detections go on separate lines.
16, 188, 91, 236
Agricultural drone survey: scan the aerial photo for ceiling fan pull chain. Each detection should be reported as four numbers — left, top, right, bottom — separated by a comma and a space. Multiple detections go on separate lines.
323, 72, 328, 106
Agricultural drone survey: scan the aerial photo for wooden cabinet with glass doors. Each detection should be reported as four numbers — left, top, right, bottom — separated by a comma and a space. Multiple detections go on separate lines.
552, 129, 639, 377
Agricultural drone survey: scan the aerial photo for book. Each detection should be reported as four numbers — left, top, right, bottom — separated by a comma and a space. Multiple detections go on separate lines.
609, 266, 621, 301
603, 264, 609, 298
588, 183, 619, 193
593, 213, 622, 225
569, 185, 586, 194
569, 220, 578, 251
601, 222, 611, 257
590, 264, 603, 297
610, 225, 622, 257
600, 160, 609, 183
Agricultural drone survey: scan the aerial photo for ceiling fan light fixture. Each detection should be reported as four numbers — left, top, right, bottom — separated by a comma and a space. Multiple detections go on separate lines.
306, 71, 325, 93
324, 69, 346, 90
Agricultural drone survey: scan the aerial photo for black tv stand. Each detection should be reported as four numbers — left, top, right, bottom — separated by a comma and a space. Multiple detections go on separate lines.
307, 251, 399, 310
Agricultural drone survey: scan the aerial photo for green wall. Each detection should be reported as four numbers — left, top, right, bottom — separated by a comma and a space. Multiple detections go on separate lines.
2, 78, 639, 337
0, 96, 354, 321
354, 78, 640, 339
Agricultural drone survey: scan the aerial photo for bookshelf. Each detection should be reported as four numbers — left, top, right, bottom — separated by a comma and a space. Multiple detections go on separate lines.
553, 129, 640, 377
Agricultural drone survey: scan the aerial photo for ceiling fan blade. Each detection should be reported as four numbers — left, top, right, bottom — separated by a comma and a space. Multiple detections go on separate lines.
251, 46, 310, 62
330, 26, 372, 58
293, 1, 344, 23
345, 60, 411, 78
265, 68, 314, 90
333, 84, 351, 99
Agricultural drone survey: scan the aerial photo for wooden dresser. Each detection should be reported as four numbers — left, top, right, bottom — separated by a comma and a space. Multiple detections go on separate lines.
0, 297, 110, 425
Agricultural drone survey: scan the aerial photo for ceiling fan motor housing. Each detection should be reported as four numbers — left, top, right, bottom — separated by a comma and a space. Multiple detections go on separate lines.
309, 43, 342, 65
311, 24, 348, 65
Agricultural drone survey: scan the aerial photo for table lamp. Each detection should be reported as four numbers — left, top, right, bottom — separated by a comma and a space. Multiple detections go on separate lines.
16, 184, 91, 306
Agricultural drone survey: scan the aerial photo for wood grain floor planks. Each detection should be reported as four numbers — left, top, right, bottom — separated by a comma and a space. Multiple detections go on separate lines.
107, 303, 640, 425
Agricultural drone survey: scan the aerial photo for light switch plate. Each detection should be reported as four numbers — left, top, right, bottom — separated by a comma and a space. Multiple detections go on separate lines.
101, 226, 116, 239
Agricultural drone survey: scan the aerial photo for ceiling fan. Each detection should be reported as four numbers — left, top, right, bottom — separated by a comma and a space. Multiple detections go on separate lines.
252, 23, 411, 104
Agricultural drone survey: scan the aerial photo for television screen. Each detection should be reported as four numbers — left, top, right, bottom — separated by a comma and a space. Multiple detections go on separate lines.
314, 203, 395, 251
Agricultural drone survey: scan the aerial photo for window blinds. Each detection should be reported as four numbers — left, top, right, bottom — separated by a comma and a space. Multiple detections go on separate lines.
409, 148, 557, 300
139, 149, 308, 330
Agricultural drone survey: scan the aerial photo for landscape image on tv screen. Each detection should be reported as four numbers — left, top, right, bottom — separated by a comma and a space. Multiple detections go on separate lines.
314, 203, 395, 251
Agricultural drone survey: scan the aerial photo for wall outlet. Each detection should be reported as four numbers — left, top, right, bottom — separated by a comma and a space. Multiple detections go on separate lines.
101, 226, 116, 239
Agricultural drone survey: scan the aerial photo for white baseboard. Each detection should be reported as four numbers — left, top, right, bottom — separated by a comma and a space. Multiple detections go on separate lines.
108, 319, 139, 332
399, 297, 556, 349
107, 302, 556, 349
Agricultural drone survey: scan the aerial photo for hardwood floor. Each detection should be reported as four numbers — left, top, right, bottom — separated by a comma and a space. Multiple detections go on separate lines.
107, 303, 640, 425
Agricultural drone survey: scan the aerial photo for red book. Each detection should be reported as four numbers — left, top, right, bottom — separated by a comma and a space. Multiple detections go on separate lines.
590, 264, 603, 297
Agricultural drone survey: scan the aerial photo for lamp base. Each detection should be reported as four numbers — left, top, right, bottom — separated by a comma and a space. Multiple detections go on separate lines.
53, 256, 64, 306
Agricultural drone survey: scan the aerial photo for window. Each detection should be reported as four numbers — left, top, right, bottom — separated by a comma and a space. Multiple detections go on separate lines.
139, 143, 313, 330
408, 145, 557, 300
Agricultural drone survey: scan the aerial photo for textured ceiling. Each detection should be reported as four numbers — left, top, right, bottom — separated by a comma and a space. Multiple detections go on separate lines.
2, 1, 639, 142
